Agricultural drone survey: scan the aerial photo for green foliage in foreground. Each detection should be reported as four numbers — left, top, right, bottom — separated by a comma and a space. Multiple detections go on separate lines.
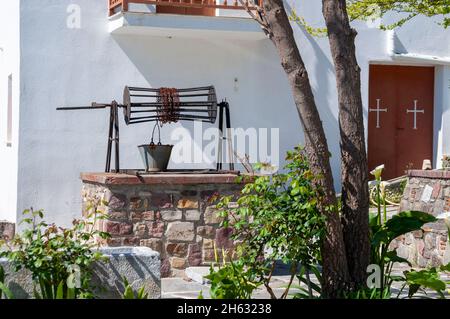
208, 146, 326, 299
205, 252, 261, 299
0, 206, 111, 299
367, 166, 450, 299
121, 276, 149, 299
0, 265, 14, 299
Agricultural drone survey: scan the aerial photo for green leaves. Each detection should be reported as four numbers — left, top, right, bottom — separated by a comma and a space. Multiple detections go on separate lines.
213, 146, 326, 299
0, 282, 14, 300
0, 206, 109, 299
369, 208, 443, 299
347, 0, 450, 29
404, 268, 447, 299
121, 276, 149, 299
206, 261, 260, 299
0, 265, 14, 300
386, 211, 436, 239
384, 250, 411, 266
372, 211, 436, 247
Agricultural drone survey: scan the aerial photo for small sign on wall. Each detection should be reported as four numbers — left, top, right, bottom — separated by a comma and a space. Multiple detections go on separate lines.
421, 185, 433, 203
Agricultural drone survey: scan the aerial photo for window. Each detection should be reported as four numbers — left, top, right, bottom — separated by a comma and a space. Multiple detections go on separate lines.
6, 74, 12, 147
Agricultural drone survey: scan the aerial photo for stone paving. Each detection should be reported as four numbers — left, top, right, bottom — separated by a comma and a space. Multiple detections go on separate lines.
162, 264, 450, 299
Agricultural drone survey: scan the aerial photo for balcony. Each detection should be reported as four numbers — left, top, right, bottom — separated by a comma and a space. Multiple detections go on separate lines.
108, 0, 266, 40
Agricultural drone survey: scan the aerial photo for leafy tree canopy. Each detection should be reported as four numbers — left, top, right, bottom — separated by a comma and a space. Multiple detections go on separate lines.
347, 0, 450, 29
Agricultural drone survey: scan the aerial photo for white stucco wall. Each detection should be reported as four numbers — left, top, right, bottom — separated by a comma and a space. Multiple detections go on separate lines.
0, 1, 20, 222
8, 0, 450, 227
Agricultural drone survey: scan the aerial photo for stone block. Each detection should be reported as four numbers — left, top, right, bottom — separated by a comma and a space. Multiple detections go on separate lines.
215, 227, 234, 249
161, 258, 171, 278
140, 238, 163, 255
106, 237, 123, 247
151, 194, 173, 209
430, 252, 443, 267
203, 249, 216, 262
405, 233, 414, 245
416, 239, 425, 256
146, 222, 165, 238
433, 200, 445, 216
161, 210, 182, 221
444, 187, 450, 197
203, 239, 215, 250
142, 211, 155, 221
119, 223, 133, 236
432, 183, 441, 199
123, 237, 141, 246
135, 224, 147, 237
204, 207, 223, 225
105, 221, 120, 235
166, 243, 188, 257
108, 211, 128, 221
185, 210, 201, 221
165, 222, 195, 242
396, 244, 410, 260
170, 257, 187, 269
129, 197, 143, 210
188, 244, 202, 266
178, 199, 199, 209
108, 193, 127, 210
130, 211, 143, 221
0, 247, 161, 299
197, 226, 216, 239
91, 247, 160, 299
0, 221, 15, 241
424, 232, 437, 250
417, 255, 430, 268
412, 230, 423, 238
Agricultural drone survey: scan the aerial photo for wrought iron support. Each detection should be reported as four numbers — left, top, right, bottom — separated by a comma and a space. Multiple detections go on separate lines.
216, 101, 234, 171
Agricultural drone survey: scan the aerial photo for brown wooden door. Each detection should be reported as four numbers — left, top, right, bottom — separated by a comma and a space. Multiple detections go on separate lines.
156, 0, 215, 16
368, 65, 434, 180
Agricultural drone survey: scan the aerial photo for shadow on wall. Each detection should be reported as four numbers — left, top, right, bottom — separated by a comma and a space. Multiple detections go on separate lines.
111, 33, 304, 169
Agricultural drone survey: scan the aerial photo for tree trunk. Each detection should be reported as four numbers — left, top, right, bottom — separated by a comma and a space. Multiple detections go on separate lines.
322, 0, 370, 289
262, 0, 350, 297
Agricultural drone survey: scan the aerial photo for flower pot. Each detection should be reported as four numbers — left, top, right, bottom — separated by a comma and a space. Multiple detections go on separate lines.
139, 143, 173, 172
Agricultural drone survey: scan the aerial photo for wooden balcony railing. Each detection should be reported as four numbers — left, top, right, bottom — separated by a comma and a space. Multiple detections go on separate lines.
109, 0, 260, 16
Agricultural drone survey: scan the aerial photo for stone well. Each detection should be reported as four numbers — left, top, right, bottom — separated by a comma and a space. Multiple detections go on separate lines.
0, 221, 15, 241
81, 172, 248, 278
392, 170, 450, 267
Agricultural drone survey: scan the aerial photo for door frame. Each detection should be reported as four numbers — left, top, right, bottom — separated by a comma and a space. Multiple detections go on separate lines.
366, 60, 444, 172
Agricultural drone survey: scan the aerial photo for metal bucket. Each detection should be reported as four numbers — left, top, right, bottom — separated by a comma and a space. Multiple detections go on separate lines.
138, 143, 173, 172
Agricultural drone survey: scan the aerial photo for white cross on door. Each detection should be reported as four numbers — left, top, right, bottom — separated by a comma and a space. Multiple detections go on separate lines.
369, 99, 388, 128
406, 100, 425, 130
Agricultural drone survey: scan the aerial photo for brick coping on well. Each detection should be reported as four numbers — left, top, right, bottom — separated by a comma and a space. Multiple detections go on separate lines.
408, 170, 450, 180
81, 172, 254, 185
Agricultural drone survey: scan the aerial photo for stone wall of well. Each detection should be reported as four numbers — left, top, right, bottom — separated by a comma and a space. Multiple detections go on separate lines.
81, 173, 246, 278
391, 170, 450, 267
0, 221, 15, 241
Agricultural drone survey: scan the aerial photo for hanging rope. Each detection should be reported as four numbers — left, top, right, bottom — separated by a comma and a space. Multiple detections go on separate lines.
157, 88, 180, 124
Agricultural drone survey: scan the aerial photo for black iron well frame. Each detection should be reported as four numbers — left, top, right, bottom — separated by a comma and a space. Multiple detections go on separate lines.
57, 86, 235, 173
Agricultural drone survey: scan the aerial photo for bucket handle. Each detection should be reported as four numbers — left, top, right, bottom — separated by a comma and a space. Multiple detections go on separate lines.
150, 122, 162, 146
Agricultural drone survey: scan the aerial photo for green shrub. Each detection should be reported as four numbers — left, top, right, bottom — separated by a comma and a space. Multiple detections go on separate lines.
0, 206, 110, 299
213, 146, 326, 299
